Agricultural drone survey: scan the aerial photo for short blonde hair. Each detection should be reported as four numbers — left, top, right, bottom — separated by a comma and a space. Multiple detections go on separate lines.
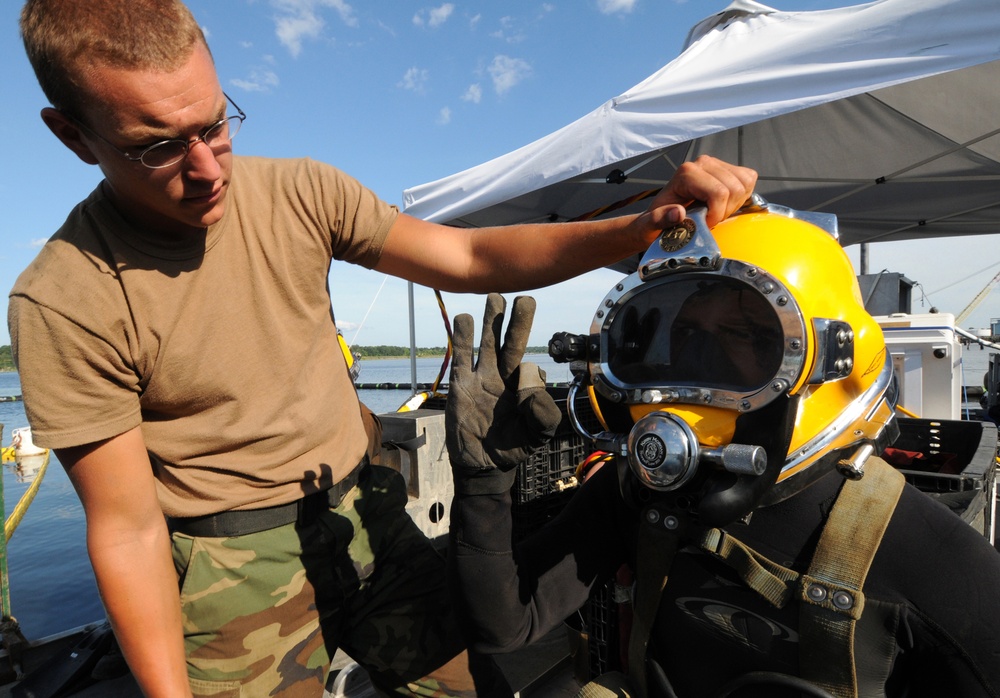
20, 0, 208, 114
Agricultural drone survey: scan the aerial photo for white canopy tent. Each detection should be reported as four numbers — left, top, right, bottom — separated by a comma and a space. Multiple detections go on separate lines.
402, 0, 1000, 275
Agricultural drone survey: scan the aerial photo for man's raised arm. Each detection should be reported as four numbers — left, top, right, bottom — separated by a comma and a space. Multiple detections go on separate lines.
375, 155, 757, 292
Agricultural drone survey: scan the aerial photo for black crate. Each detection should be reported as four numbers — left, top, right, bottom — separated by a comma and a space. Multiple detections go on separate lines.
420, 385, 604, 540
883, 417, 998, 535
887, 417, 997, 492
512, 387, 602, 541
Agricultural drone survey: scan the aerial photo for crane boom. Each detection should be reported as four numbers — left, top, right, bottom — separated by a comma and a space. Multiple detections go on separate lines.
956, 269, 1000, 325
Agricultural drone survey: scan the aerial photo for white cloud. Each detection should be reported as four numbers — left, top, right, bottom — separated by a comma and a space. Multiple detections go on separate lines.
30, 238, 47, 248
230, 69, 280, 93
398, 67, 430, 93
414, 4, 455, 28
490, 15, 525, 43
597, 0, 637, 14
469, 13, 481, 29
428, 4, 454, 27
461, 83, 482, 104
488, 55, 532, 95
437, 107, 452, 125
270, 0, 358, 57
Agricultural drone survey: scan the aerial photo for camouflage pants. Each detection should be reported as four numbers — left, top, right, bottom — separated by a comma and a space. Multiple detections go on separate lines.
172, 465, 497, 697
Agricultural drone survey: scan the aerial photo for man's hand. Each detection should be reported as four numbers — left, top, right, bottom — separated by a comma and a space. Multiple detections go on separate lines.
639, 154, 758, 238
446, 294, 562, 494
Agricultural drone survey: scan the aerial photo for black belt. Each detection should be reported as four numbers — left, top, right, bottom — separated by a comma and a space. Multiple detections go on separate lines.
167, 459, 367, 538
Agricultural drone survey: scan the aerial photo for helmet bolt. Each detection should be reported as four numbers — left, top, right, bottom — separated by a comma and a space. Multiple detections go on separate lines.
642, 390, 664, 404
789, 339, 802, 351
699, 256, 711, 267
776, 295, 788, 306
771, 380, 787, 392
844, 358, 853, 371
761, 282, 775, 294
746, 267, 758, 278
832, 591, 855, 610
806, 584, 828, 602
663, 515, 679, 530
645, 509, 661, 524
605, 299, 614, 308
616, 283, 624, 291
739, 400, 752, 411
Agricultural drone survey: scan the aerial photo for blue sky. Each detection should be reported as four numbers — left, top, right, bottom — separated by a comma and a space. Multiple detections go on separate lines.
3, 0, 999, 352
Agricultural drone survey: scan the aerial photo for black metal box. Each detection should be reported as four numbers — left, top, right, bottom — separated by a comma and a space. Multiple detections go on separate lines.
883, 417, 998, 536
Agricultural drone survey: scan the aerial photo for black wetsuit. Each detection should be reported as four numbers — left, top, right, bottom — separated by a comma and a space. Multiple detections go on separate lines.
448, 463, 1000, 697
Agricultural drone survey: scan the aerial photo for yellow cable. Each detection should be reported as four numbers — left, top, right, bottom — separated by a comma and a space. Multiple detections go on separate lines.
4, 451, 50, 543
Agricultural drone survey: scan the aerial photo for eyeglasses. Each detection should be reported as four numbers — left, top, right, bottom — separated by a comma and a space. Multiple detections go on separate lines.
66, 92, 246, 169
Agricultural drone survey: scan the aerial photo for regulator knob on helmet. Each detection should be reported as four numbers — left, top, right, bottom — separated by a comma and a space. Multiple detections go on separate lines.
627, 411, 766, 491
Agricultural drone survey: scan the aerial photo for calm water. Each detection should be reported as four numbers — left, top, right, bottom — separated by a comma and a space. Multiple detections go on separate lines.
0, 349, 990, 640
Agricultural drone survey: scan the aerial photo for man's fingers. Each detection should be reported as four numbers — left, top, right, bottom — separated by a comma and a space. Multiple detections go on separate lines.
499, 295, 536, 379
654, 155, 757, 229
515, 362, 561, 443
515, 361, 546, 393
450, 313, 475, 377
476, 293, 507, 376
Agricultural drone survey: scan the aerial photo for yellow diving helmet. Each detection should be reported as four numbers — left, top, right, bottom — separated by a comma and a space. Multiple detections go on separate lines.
550, 195, 898, 525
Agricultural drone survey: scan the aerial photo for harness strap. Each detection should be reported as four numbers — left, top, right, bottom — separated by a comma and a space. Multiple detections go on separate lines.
797, 456, 904, 698
695, 457, 903, 697
696, 528, 799, 609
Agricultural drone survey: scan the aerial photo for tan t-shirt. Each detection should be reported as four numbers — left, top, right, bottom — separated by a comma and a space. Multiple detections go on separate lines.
9, 156, 397, 517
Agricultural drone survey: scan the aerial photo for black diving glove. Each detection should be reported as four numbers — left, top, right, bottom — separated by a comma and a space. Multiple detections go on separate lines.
446, 293, 562, 495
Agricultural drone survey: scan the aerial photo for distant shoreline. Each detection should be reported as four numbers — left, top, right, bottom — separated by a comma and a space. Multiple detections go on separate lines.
355, 348, 549, 361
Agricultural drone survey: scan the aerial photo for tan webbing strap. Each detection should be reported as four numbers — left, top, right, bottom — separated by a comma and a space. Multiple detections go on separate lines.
696, 528, 800, 609
576, 671, 635, 698
797, 457, 904, 698
626, 519, 680, 698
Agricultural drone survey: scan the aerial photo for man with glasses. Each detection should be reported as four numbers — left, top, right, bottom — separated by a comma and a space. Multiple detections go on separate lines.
10, 1, 756, 696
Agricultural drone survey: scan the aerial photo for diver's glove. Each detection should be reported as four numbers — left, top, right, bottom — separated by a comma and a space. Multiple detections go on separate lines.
446, 293, 562, 495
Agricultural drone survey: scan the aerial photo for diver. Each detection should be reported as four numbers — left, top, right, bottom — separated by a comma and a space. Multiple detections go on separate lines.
443, 200, 1000, 697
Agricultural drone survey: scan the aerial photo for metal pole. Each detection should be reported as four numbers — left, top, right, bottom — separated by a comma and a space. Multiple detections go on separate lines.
859, 242, 869, 275
408, 281, 418, 391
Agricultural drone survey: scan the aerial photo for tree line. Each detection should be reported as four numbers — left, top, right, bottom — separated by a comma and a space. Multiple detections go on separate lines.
352, 345, 549, 359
